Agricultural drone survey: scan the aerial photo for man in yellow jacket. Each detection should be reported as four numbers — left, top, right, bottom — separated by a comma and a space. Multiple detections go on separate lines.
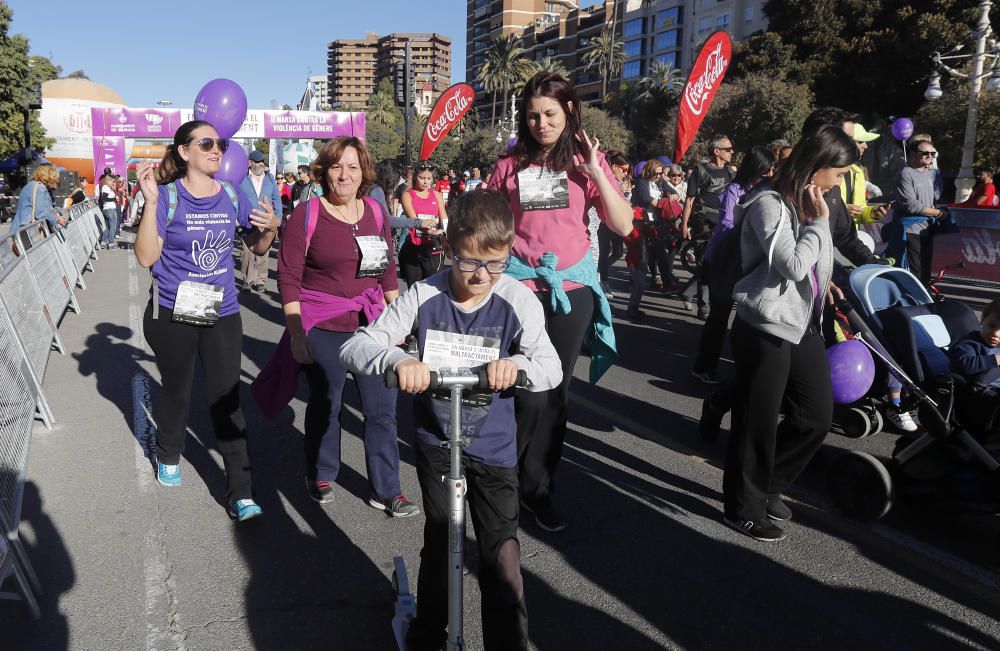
842, 123, 890, 225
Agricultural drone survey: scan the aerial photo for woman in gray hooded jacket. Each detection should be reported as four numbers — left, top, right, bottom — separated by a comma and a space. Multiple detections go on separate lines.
723, 126, 857, 542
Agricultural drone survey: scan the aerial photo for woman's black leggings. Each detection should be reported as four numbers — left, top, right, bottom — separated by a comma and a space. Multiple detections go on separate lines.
143, 303, 253, 505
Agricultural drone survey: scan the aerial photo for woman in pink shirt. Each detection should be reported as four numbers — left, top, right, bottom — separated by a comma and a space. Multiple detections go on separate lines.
487, 72, 633, 531
398, 161, 448, 288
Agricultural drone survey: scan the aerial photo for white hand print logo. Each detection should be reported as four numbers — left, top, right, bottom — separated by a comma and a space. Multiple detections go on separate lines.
191, 230, 232, 271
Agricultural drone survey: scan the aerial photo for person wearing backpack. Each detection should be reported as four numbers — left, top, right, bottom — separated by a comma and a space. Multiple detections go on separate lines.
677, 135, 736, 318
134, 120, 279, 521
692, 146, 777, 386
723, 126, 855, 542
268, 136, 418, 516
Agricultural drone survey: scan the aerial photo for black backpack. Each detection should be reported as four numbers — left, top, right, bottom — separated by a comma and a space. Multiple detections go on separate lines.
707, 188, 778, 301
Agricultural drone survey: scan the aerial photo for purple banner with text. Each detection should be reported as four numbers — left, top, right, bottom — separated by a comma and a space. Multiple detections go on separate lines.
262, 110, 365, 139
91, 136, 127, 181
91, 107, 182, 137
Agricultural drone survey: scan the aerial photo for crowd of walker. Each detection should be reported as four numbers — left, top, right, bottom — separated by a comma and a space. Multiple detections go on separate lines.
5, 71, 1000, 650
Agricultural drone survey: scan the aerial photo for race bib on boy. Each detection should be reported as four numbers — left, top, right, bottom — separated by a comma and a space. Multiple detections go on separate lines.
422, 329, 501, 371
517, 169, 569, 211
355, 235, 390, 278
172, 281, 223, 326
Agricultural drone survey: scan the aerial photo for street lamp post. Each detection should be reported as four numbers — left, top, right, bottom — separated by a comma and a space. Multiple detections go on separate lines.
495, 94, 518, 145
924, 0, 1000, 202
156, 99, 173, 109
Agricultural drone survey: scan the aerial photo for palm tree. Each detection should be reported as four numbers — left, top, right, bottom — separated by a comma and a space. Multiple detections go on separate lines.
582, 27, 626, 100
513, 56, 570, 95
365, 90, 397, 127
640, 60, 684, 100
477, 34, 534, 126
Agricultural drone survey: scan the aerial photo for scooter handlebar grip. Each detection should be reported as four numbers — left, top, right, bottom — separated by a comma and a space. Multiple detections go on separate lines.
428, 371, 443, 390
385, 369, 399, 389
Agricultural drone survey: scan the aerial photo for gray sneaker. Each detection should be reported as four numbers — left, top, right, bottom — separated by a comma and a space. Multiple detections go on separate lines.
369, 494, 420, 518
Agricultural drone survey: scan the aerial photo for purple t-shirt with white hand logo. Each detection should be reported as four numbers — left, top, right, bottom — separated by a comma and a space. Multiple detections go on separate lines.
151, 180, 253, 316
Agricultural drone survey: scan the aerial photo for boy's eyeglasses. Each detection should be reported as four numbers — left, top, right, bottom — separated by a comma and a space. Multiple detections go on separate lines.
187, 137, 229, 153
919, 150, 938, 158
453, 255, 510, 274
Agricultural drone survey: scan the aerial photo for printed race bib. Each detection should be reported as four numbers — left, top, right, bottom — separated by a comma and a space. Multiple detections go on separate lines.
355, 235, 390, 278
422, 329, 500, 372
172, 281, 223, 326
517, 169, 569, 211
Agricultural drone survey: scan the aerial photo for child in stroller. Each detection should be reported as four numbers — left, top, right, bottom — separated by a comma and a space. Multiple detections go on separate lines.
826, 265, 1000, 520
947, 298, 1000, 436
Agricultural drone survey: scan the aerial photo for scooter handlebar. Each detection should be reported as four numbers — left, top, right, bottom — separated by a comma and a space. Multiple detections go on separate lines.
386, 367, 527, 391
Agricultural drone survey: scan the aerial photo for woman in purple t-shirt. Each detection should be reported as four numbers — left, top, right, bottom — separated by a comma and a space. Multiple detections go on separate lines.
486, 73, 633, 531
134, 120, 279, 521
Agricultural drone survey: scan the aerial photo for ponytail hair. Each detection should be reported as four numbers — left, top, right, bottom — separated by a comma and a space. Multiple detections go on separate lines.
156, 120, 215, 184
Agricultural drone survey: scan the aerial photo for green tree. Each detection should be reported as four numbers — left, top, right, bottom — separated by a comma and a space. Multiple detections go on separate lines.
366, 82, 400, 127
514, 55, 570, 95
365, 119, 404, 164
914, 88, 1000, 175
477, 34, 534, 126
640, 60, 684, 100
451, 125, 502, 172
582, 27, 626, 101
581, 105, 634, 154
749, 0, 994, 116
28, 55, 61, 82
0, 4, 51, 157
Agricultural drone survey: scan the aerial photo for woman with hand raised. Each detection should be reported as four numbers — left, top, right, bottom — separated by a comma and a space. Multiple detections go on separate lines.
134, 120, 279, 521
487, 72, 633, 532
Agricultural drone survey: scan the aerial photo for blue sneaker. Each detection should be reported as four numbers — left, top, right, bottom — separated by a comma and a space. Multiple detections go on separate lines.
229, 499, 263, 521
157, 462, 182, 487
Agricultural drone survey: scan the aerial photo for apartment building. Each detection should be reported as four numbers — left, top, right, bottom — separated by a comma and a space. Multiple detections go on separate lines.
327, 32, 451, 109
620, 0, 768, 84
467, 0, 578, 121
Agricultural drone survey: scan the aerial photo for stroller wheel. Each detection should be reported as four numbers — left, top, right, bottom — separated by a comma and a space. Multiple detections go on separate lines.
834, 406, 874, 439
869, 408, 885, 436
826, 451, 894, 521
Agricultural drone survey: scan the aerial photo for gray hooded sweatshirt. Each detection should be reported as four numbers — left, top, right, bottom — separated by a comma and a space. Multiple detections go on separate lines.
732, 190, 834, 344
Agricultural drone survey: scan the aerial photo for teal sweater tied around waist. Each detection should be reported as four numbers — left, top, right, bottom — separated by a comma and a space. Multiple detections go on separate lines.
505, 251, 617, 383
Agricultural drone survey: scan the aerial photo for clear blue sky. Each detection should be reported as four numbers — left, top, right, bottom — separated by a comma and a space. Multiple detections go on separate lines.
9, 0, 469, 109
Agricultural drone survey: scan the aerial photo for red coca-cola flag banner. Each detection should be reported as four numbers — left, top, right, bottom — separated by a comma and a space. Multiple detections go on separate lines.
419, 83, 476, 161
673, 31, 732, 163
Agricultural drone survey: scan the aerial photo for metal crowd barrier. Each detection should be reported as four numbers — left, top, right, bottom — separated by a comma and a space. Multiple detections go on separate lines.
0, 200, 105, 618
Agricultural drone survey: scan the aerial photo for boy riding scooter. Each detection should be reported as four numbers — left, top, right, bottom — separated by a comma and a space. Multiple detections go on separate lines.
340, 191, 562, 650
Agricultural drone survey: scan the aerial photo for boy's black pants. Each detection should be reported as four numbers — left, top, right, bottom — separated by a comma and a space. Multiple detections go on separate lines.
406, 441, 528, 651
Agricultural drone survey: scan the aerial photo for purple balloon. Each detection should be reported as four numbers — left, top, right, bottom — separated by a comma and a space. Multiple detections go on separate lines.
193, 78, 248, 139
506, 135, 518, 151
216, 141, 248, 186
635, 161, 647, 176
891, 118, 914, 141
827, 340, 876, 405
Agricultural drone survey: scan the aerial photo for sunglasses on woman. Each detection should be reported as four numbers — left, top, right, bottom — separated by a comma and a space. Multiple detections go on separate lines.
186, 137, 230, 153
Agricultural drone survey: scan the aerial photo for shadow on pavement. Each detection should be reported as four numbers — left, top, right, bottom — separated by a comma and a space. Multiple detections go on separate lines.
0, 481, 73, 650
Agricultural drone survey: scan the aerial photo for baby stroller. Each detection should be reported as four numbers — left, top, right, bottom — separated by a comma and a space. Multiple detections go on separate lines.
825, 264, 1000, 520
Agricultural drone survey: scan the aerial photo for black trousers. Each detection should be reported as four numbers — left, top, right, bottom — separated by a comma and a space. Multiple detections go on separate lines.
406, 442, 527, 651
905, 228, 935, 285
143, 303, 253, 505
596, 223, 623, 283
724, 317, 832, 521
399, 239, 443, 289
515, 287, 594, 503
693, 260, 734, 374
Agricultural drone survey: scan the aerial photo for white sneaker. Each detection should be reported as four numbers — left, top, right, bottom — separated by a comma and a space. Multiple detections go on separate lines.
888, 409, 918, 432
600, 282, 614, 299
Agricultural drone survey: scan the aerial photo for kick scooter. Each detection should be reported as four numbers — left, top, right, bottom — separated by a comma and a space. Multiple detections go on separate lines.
387, 367, 526, 651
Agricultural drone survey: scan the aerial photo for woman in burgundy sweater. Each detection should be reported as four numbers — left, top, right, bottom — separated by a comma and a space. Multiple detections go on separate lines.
277, 137, 418, 517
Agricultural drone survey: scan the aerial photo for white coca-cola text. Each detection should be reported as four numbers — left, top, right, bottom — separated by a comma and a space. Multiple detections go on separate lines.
426, 88, 472, 143
684, 41, 729, 117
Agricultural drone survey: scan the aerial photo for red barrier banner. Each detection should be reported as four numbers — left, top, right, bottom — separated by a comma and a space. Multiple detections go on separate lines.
419, 83, 475, 161
673, 31, 732, 163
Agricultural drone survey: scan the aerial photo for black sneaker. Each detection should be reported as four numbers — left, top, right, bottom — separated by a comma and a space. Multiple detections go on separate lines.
308, 479, 335, 504
691, 369, 722, 385
766, 496, 793, 522
368, 493, 420, 518
699, 398, 725, 443
625, 308, 645, 322
697, 304, 710, 320
521, 498, 566, 532
724, 516, 787, 542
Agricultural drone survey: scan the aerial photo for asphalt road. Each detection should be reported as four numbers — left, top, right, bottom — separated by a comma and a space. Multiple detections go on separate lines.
1, 243, 998, 651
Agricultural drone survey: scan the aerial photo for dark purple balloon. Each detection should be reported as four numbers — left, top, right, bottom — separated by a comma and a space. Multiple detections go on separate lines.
657, 155, 672, 167
891, 118, 914, 141
635, 160, 647, 176
193, 78, 248, 139
827, 340, 876, 405
216, 141, 248, 186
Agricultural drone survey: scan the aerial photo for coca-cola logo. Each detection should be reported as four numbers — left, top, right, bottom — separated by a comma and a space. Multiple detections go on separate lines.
425, 87, 473, 144
683, 41, 729, 117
